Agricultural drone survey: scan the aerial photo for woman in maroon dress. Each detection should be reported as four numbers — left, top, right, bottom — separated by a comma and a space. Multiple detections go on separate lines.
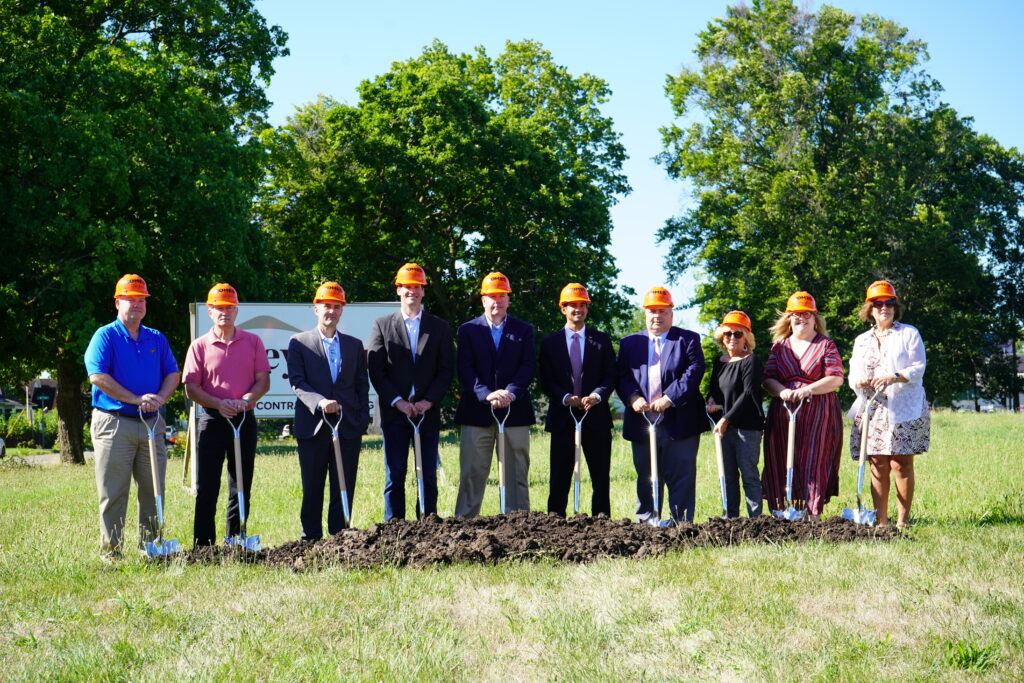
762, 291, 844, 520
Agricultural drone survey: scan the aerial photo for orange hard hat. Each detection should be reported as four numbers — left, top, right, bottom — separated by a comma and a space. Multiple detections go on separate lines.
113, 274, 150, 298
395, 263, 428, 287
206, 283, 239, 307
480, 271, 512, 295
642, 286, 674, 309
313, 281, 347, 305
785, 291, 817, 313
558, 283, 591, 306
721, 310, 751, 331
865, 280, 897, 302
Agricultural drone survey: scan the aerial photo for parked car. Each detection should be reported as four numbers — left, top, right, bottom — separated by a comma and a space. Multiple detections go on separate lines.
165, 426, 177, 444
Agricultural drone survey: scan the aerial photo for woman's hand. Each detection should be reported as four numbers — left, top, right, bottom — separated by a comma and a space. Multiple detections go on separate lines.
869, 374, 900, 392
706, 398, 722, 413
713, 418, 728, 437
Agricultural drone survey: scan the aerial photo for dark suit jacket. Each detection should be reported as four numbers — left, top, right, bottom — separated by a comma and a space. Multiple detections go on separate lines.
288, 328, 370, 440
538, 327, 616, 433
367, 310, 454, 431
617, 326, 707, 442
454, 314, 536, 428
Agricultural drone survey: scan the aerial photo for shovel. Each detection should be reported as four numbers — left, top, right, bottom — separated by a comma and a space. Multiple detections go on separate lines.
490, 404, 511, 514
843, 389, 881, 525
407, 411, 427, 518
140, 407, 180, 558
322, 408, 352, 528
706, 412, 729, 519
642, 410, 664, 524
569, 405, 590, 514
223, 410, 261, 550
773, 398, 808, 521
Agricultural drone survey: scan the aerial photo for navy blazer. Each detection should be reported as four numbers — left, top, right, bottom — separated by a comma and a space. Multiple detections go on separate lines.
367, 310, 454, 431
454, 314, 536, 428
538, 327, 615, 433
616, 327, 707, 442
288, 329, 370, 440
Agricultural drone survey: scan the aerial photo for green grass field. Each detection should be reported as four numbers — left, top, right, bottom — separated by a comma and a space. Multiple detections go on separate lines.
1, 412, 1021, 680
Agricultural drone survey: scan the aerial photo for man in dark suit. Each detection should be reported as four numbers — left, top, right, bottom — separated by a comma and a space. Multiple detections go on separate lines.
617, 286, 707, 524
454, 272, 536, 517
538, 283, 616, 517
287, 281, 370, 540
368, 263, 454, 520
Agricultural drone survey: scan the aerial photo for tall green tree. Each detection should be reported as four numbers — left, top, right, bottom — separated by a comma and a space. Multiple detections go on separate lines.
258, 39, 632, 341
0, 0, 287, 462
656, 0, 1021, 405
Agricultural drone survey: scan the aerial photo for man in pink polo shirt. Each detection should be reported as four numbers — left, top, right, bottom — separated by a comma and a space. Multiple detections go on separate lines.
183, 283, 270, 546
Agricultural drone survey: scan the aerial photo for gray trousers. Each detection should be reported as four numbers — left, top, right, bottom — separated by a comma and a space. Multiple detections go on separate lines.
91, 410, 167, 551
455, 424, 530, 517
720, 428, 763, 518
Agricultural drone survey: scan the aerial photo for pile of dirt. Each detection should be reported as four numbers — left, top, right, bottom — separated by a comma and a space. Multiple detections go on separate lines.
176, 511, 902, 570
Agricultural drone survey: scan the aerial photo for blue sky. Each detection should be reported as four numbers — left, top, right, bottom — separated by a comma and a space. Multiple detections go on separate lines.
257, 0, 1023, 329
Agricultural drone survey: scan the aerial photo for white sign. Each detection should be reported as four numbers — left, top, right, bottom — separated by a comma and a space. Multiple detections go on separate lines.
189, 302, 399, 418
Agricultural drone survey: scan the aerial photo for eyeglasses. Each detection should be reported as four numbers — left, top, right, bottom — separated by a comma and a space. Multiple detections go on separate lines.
871, 299, 897, 308
722, 330, 745, 339
790, 311, 812, 318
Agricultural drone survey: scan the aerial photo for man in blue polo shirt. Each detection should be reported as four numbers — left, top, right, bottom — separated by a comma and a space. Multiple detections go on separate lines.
84, 274, 180, 561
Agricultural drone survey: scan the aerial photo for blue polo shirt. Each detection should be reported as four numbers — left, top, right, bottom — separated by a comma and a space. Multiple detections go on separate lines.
84, 320, 179, 414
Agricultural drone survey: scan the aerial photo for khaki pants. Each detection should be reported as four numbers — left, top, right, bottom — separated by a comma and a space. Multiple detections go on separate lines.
91, 410, 166, 552
454, 424, 530, 517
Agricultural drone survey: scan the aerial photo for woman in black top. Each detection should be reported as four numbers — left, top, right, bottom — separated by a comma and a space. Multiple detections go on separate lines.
706, 311, 765, 517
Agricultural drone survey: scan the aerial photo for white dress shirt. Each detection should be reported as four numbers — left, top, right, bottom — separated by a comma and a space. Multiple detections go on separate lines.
848, 321, 927, 423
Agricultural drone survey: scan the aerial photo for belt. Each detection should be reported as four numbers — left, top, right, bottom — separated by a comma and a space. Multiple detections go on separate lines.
94, 406, 158, 419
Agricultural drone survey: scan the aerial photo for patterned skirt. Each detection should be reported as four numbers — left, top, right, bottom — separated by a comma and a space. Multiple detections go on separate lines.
850, 395, 930, 459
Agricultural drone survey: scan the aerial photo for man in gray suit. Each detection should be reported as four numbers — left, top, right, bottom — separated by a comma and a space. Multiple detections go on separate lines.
368, 263, 454, 520
287, 281, 370, 540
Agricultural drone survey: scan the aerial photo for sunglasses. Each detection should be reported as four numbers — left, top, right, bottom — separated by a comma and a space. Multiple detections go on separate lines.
722, 330, 745, 339
871, 299, 897, 308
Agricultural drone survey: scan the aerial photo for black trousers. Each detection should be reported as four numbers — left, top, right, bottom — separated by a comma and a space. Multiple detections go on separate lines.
297, 427, 361, 541
547, 424, 612, 517
193, 410, 258, 546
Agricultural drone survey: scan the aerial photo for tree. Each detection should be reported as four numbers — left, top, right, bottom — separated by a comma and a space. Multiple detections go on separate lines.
0, 0, 288, 463
656, 0, 1022, 405
258, 39, 632, 342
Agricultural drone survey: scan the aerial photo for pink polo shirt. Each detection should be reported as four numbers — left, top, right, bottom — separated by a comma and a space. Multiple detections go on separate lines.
182, 329, 271, 400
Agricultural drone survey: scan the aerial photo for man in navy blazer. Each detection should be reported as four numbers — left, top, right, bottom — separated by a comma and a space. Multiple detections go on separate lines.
617, 286, 707, 524
454, 272, 536, 517
368, 263, 454, 520
538, 283, 616, 517
288, 282, 370, 540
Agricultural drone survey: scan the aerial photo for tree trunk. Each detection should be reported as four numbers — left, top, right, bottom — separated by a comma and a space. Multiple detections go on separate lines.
56, 356, 86, 465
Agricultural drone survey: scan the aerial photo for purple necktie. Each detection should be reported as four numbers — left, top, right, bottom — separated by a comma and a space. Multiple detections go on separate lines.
648, 337, 662, 401
570, 333, 583, 396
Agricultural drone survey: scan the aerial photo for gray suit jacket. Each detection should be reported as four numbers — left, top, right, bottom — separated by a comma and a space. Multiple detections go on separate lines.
288, 328, 370, 440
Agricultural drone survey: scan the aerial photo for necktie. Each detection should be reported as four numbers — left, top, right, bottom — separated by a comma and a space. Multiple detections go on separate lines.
648, 337, 662, 401
491, 324, 502, 349
569, 333, 583, 397
326, 338, 339, 383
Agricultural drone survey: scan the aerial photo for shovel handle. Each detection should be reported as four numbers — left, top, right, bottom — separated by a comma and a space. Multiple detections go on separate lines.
648, 419, 659, 513
331, 433, 350, 526
232, 424, 247, 526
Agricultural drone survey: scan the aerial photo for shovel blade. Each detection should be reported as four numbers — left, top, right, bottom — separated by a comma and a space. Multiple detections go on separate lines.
145, 538, 180, 558
225, 534, 262, 551
842, 507, 876, 525
774, 507, 806, 521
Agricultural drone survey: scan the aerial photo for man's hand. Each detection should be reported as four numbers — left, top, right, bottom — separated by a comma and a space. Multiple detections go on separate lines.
649, 396, 673, 413
567, 395, 585, 409
630, 395, 649, 413
581, 395, 600, 410
486, 390, 513, 409
318, 398, 340, 414
139, 393, 165, 413
706, 398, 722, 413
412, 400, 432, 416
216, 397, 247, 418
394, 399, 416, 418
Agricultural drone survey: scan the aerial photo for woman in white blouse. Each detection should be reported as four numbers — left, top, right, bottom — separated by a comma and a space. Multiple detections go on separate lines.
848, 281, 929, 528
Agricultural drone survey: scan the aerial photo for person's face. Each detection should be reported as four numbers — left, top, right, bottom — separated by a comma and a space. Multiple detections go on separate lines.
561, 301, 588, 326
789, 310, 814, 336
315, 302, 343, 330
397, 284, 424, 308
115, 296, 146, 326
645, 306, 673, 335
207, 305, 238, 329
481, 293, 509, 321
870, 298, 896, 328
722, 325, 746, 354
